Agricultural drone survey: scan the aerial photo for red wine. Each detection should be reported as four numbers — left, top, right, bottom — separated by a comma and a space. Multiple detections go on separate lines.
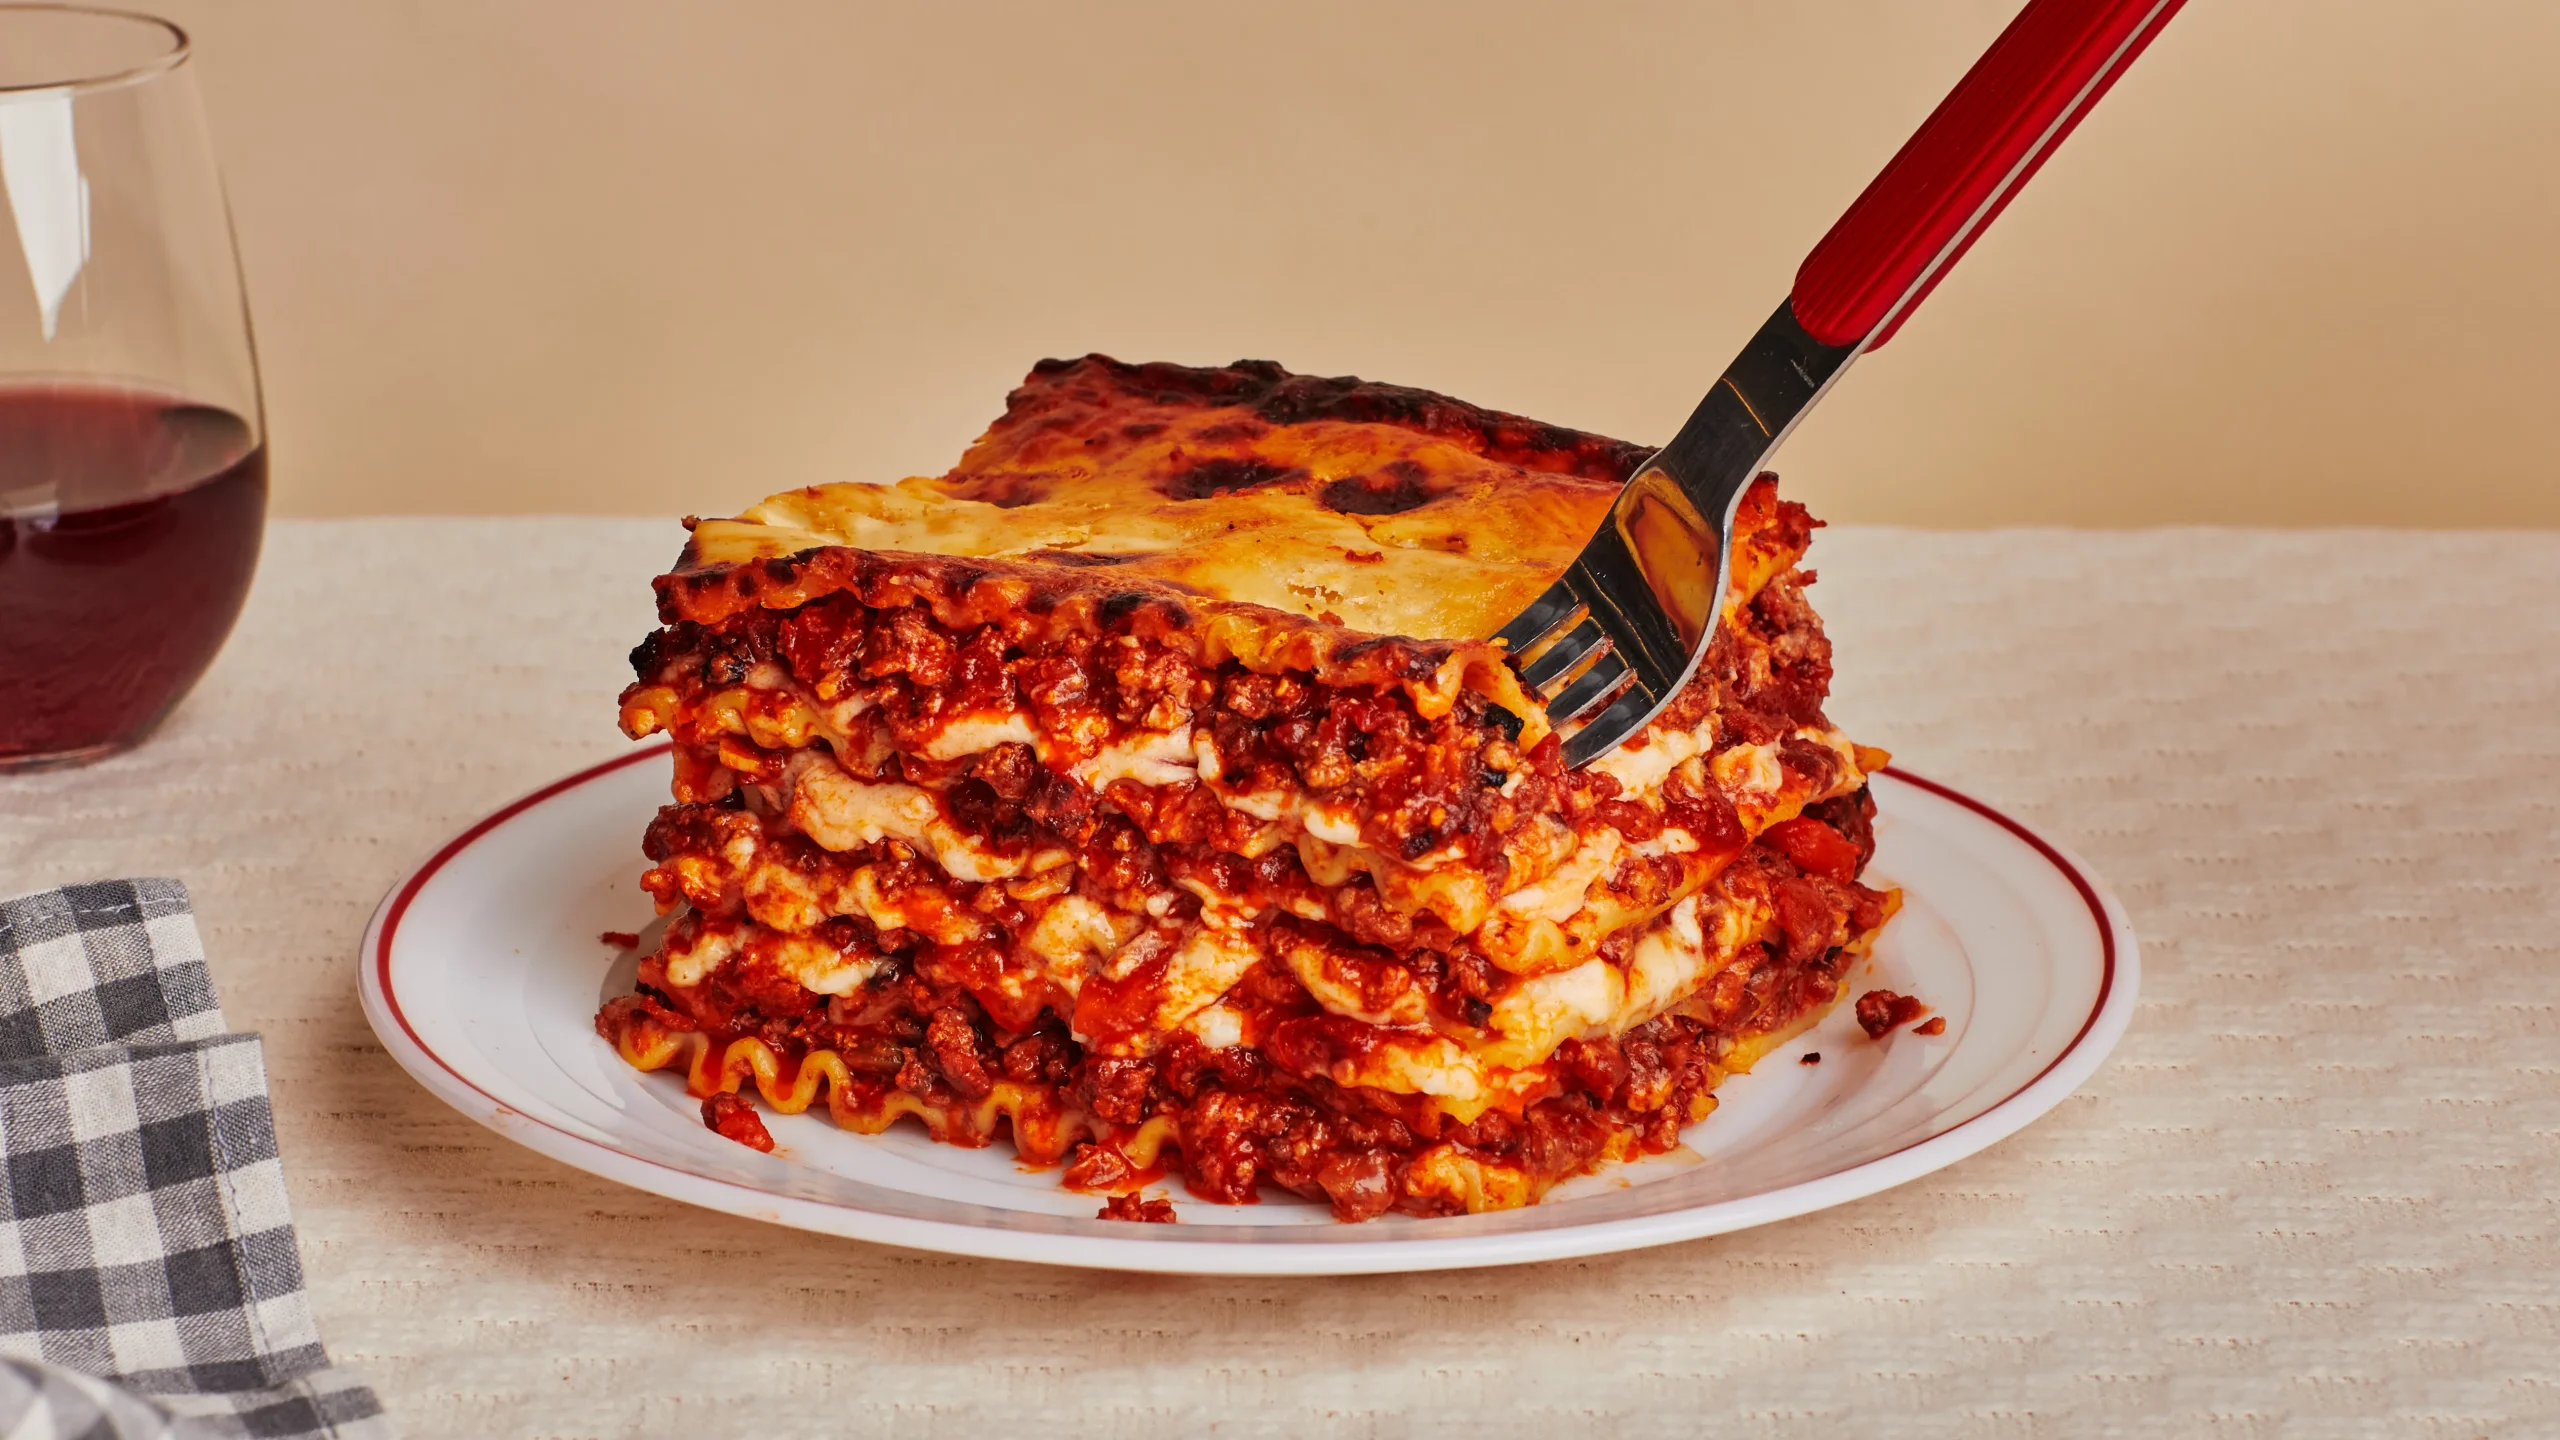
0, 386, 266, 767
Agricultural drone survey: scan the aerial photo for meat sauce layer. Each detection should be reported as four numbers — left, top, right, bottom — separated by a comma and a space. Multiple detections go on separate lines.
623, 559, 1854, 954
633, 783, 1886, 1047
602, 898, 1884, 1222
599, 800, 1891, 1221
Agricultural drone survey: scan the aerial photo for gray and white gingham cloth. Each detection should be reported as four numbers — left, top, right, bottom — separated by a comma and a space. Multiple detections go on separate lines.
0, 880, 390, 1439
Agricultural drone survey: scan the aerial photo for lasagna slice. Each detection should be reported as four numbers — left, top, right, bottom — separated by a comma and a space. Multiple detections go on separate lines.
601, 355, 1899, 1221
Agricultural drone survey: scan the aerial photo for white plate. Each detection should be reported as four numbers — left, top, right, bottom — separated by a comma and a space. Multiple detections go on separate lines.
359, 742, 2136, 1275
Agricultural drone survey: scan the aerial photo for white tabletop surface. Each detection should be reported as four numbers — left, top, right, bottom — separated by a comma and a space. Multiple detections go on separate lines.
4, 519, 2555, 1438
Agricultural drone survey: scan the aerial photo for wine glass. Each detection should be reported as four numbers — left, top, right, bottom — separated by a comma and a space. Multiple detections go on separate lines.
0, 5, 264, 770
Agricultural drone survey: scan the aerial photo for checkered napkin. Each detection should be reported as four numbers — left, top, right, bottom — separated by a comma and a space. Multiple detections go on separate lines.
0, 880, 390, 1439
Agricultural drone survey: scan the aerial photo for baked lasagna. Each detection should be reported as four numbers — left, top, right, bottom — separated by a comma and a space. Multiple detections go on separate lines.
600, 356, 1899, 1221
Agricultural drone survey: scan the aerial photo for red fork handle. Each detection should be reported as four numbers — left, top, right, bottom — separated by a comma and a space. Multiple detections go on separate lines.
1791, 0, 2187, 350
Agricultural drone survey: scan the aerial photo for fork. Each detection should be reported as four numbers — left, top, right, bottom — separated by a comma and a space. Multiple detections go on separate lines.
1500, 0, 2188, 766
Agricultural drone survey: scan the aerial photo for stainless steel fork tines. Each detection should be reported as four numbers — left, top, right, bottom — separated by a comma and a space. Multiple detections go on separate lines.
1493, 302, 1855, 767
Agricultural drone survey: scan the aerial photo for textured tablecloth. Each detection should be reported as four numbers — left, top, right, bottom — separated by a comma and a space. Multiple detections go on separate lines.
2, 520, 2554, 1438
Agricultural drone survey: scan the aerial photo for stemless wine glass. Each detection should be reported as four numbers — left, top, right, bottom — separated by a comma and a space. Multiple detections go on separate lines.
0, 5, 264, 770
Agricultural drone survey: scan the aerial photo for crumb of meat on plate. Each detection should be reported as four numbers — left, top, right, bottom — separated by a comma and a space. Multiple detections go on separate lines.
1855, 989, 1932, 1038
1097, 1193, 1178, 1223
701, 1092, 774, 1152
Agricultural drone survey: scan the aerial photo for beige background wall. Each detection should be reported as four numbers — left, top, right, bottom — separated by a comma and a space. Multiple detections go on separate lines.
154, 0, 2560, 526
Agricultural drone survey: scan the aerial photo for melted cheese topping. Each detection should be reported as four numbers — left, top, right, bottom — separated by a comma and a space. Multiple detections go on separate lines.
683, 359, 1821, 656
694, 440, 1612, 645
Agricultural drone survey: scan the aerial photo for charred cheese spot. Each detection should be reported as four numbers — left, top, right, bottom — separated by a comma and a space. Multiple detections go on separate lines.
1023, 549, 1154, 567
949, 472, 1053, 509
1318, 460, 1434, 516
1160, 456, 1306, 502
